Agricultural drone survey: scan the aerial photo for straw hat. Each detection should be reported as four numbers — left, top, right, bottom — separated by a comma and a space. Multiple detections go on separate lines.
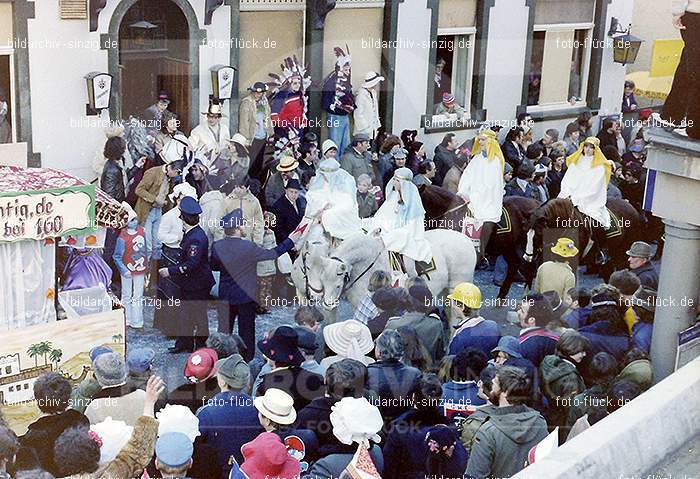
276, 154, 299, 172
362, 71, 385, 89
323, 320, 374, 359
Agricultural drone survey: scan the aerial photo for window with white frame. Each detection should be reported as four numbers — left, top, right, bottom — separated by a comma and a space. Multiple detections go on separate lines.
428, 0, 477, 126
527, 0, 595, 110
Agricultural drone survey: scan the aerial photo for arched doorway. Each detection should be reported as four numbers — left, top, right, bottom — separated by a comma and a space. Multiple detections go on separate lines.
112, 0, 198, 133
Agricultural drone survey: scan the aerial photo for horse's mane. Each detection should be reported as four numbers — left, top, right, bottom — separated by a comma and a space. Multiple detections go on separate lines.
419, 184, 464, 217
333, 232, 383, 268
531, 197, 583, 227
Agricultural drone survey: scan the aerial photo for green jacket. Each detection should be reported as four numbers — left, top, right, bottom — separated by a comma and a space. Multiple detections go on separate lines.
385, 311, 446, 363
70, 376, 101, 413
460, 404, 498, 453
465, 404, 549, 479
340, 147, 373, 183
539, 354, 586, 404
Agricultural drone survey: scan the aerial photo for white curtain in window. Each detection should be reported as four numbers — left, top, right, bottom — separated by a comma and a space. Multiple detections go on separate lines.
539, 30, 574, 104
0, 240, 56, 331
452, 36, 470, 109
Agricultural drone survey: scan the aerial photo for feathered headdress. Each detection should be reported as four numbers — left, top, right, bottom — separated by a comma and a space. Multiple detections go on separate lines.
334, 44, 351, 69
267, 55, 312, 96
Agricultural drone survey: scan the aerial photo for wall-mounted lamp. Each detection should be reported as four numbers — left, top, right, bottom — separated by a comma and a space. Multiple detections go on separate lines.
210, 65, 236, 101
85, 72, 113, 116
608, 17, 643, 65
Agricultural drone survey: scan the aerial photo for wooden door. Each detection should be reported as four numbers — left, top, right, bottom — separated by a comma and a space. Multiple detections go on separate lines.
159, 57, 192, 134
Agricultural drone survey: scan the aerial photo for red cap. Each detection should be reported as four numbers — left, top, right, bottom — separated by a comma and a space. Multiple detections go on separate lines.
183, 348, 218, 383
639, 109, 654, 120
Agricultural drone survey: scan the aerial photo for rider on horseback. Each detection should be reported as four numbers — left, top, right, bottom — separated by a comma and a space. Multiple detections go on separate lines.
370, 167, 433, 264
456, 128, 505, 264
558, 136, 613, 265
305, 158, 363, 240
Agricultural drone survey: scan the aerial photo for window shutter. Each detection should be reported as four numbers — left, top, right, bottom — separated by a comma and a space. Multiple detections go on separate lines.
60, 0, 88, 20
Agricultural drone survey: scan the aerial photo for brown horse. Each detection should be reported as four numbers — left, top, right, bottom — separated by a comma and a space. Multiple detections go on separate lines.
525, 197, 643, 280
419, 184, 539, 299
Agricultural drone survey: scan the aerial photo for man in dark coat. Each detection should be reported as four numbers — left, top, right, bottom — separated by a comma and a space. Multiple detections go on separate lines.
367, 330, 422, 425
504, 160, 537, 199
433, 133, 459, 186
271, 178, 306, 251
196, 354, 262, 477
626, 241, 658, 290
210, 208, 301, 359
159, 197, 215, 353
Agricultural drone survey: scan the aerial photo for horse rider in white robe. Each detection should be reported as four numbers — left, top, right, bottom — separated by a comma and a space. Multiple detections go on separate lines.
370, 167, 433, 264
305, 158, 362, 240
189, 100, 231, 158
559, 136, 613, 264
457, 128, 505, 262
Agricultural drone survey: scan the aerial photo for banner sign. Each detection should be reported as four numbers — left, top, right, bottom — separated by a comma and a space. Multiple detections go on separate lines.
0, 185, 96, 242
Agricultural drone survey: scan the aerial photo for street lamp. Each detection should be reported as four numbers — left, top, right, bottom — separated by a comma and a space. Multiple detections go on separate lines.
608, 17, 643, 66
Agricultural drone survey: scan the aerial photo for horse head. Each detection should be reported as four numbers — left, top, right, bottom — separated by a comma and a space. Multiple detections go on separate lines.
316, 256, 351, 310
313, 232, 385, 310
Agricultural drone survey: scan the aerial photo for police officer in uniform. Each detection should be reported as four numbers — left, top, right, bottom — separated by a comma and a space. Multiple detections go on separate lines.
159, 197, 215, 353
210, 208, 311, 360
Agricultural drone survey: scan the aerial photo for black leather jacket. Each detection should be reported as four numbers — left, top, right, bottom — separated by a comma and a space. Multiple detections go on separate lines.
101, 159, 125, 202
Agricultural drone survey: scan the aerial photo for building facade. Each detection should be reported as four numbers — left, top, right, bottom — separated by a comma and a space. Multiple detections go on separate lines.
0, 0, 636, 179
0, 353, 51, 404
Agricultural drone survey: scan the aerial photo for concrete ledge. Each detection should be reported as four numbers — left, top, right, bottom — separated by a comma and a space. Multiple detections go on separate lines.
645, 128, 700, 181
513, 356, 700, 478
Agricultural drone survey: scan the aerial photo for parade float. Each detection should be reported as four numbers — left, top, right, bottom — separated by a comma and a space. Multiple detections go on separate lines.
0, 165, 127, 433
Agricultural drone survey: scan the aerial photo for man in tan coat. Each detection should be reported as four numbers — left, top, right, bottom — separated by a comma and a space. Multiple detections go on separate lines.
239, 82, 274, 180
135, 160, 183, 285
222, 176, 264, 245
534, 237, 578, 302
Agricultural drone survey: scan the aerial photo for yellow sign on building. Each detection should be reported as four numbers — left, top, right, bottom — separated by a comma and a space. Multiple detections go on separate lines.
649, 39, 684, 77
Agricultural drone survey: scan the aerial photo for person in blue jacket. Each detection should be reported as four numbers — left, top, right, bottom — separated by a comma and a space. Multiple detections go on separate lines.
447, 282, 501, 358
579, 292, 631, 360
210, 208, 307, 360
630, 286, 656, 354
159, 197, 215, 354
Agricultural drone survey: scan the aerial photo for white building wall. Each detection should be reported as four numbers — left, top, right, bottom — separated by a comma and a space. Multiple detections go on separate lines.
28, 0, 110, 180
482, 0, 529, 125
391, 0, 432, 136
27, 0, 231, 181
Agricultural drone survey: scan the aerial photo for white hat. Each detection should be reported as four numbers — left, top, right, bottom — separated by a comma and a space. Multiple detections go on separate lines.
330, 397, 383, 445
321, 139, 338, 155
363, 71, 384, 88
120, 201, 137, 223
90, 417, 133, 466
254, 388, 297, 425
156, 404, 201, 442
229, 132, 249, 148
323, 319, 374, 360
393, 167, 414, 182
169, 182, 198, 203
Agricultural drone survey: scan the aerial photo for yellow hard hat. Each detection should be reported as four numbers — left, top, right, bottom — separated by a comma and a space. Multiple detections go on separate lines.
447, 282, 482, 309
551, 237, 579, 258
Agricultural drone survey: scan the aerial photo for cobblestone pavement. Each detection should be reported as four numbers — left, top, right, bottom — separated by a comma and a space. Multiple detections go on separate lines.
128, 263, 608, 391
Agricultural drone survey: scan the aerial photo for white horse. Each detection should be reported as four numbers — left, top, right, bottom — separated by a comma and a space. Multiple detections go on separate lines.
303, 228, 476, 311
291, 222, 334, 301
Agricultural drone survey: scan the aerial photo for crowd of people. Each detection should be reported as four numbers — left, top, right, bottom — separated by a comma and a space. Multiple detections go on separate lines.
1, 270, 662, 478
10, 34, 691, 479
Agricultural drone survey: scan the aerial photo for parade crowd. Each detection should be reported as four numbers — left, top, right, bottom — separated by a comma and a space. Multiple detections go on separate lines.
0, 42, 688, 479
